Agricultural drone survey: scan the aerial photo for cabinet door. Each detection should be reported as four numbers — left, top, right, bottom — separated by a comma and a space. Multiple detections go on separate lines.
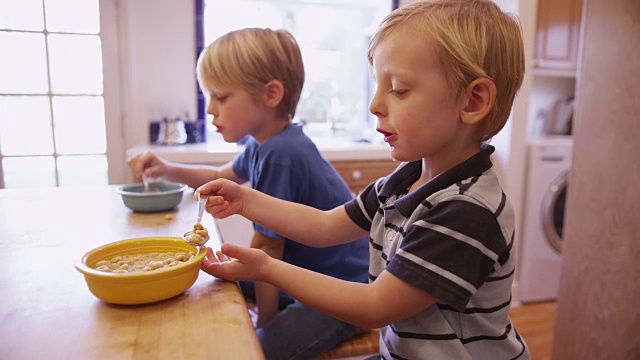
534, 0, 583, 70
332, 160, 398, 195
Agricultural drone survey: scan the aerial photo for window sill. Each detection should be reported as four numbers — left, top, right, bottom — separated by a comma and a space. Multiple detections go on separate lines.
127, 137, 393, 165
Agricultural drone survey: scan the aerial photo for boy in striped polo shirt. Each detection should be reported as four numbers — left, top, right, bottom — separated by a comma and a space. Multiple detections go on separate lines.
198, 1, 530, 358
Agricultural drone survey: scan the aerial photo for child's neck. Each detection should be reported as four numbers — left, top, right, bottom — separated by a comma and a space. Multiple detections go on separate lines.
252, 118, 291, 144
409, 144, 482, 193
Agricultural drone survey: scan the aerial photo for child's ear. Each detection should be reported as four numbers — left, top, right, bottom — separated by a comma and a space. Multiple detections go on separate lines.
460, 77, 496, 125
263, 80, 285, 108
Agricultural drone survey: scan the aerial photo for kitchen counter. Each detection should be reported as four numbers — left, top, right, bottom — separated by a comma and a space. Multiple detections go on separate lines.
127, 137, 393, 164
0, 186, 263, 359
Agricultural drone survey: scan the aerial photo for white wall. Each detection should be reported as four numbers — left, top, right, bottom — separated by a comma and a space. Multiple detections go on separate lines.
503, 0, 537, 280
117, 0, 198, 152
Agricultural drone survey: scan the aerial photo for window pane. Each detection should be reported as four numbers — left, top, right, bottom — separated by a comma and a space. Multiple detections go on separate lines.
203, 0, 389, 141
3, 156, 57, 188
0, 96, 54, 155
44, 0, 100, 34
57, 154, 108, 186
48, 34, 103, 95
294, 5, 376, 133
204, 2, 280, 41
52, 96, 106, 154
0, 32, 49, 94
0, 0, 44, 31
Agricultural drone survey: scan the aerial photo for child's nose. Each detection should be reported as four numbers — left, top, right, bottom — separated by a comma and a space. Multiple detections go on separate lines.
369, 93, 384, 118
206, 101, 218, 117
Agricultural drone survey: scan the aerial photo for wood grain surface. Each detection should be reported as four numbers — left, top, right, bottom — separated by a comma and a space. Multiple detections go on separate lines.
0, 186, 264, 360
553, 0, 640, 359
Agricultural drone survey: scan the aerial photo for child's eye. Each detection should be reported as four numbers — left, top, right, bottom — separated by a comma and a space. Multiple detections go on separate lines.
389, 89, 408, 96
209, 93, 228, 103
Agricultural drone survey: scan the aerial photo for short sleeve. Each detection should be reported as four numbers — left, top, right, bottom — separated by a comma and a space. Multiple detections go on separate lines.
387, 199, 508, 311
232, 145, 252, 181
344, 179, 382, 231
252, 162, 299, 239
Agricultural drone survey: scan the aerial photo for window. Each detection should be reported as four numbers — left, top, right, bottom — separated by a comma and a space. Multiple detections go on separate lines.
0, 0, 107, 188
197, 0, 394, 143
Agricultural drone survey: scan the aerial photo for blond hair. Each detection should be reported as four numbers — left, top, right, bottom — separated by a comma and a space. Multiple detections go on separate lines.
368, 0, 525, 141
197, 28, 305, 120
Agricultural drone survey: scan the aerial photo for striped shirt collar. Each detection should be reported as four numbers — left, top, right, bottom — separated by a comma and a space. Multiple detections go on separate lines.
379, 145, 495, 218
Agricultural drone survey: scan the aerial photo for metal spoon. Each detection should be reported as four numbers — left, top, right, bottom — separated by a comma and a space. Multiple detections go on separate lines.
184, 193, 210, 246
142, 172, 150, 192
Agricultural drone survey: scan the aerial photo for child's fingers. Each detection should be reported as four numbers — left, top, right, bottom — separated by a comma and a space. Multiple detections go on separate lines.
204, 196, 231, 217
200, 253, 215, 273
220, 243, 242, 258
215, 250, 231, 262
202, 246, 233, 263
126, 153, 144, 180
196, 179, 225, 197
215, 243, 246, 263
201, 247, 219, 267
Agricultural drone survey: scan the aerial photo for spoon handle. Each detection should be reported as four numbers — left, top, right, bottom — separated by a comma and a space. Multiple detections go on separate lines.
196, 192, 206, 224
142, 173, 150, 192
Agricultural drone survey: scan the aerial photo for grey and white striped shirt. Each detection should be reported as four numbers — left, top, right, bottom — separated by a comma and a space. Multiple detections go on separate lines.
345, 145, 530, 360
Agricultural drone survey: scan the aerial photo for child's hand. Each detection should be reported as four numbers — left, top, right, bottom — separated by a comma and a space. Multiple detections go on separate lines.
126, 151, 169, 181
196, 179, 246, 218
200, 244, 269, 282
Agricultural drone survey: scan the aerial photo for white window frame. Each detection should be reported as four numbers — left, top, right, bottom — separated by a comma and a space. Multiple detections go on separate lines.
0, 0, 127, 188
100, 0, 126, 185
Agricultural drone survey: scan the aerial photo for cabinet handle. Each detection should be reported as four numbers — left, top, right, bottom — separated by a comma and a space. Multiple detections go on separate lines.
352, 170, 362, 180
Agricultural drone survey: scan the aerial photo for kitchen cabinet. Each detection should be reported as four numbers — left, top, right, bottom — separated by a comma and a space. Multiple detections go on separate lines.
534, 0, 583, 74
527, 0, 584, 138
332, 160, 399, 194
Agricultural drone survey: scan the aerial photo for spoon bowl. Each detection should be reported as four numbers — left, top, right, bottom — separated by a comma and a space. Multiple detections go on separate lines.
183, 193, 210, 246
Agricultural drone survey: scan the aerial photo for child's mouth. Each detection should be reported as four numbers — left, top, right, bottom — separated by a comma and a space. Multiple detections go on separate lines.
376, 129, 397, 144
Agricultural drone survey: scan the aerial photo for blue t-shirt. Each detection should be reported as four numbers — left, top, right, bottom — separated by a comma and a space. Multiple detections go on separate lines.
232, 123, 369, 283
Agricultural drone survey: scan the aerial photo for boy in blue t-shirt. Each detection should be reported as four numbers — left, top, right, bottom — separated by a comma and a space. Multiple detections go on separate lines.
127, 28, 369, 360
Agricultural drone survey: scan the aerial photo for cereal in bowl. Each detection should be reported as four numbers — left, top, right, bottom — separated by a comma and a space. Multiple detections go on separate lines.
93, 251, 195, 273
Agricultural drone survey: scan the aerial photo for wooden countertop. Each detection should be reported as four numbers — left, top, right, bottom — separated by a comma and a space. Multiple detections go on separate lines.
0, 185, 263, 360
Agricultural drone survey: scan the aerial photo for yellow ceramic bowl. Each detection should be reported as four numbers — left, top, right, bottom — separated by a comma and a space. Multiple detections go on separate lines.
75, 237, 206, 305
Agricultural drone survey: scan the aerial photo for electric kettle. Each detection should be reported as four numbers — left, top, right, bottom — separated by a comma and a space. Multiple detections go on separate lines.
157, 117, 187, 145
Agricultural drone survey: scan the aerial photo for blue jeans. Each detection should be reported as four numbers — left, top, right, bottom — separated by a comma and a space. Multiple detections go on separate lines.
240, 281, 366, 360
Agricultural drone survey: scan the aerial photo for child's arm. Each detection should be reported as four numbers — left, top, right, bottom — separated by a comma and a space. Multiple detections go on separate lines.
198, 179, 368, 247
202, 245, 437, 329
167, 161, 242, 190
249, 231, 285, 327
127, 151, 244, 189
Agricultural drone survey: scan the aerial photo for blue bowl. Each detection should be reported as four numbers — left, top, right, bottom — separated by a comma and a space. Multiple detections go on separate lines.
117, 182, 189, 213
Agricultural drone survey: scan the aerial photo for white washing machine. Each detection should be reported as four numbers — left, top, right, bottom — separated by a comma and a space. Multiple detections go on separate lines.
519, 136, 573, 303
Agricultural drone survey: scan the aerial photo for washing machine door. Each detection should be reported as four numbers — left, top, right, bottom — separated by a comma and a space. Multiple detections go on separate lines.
541, 171, 570, 253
